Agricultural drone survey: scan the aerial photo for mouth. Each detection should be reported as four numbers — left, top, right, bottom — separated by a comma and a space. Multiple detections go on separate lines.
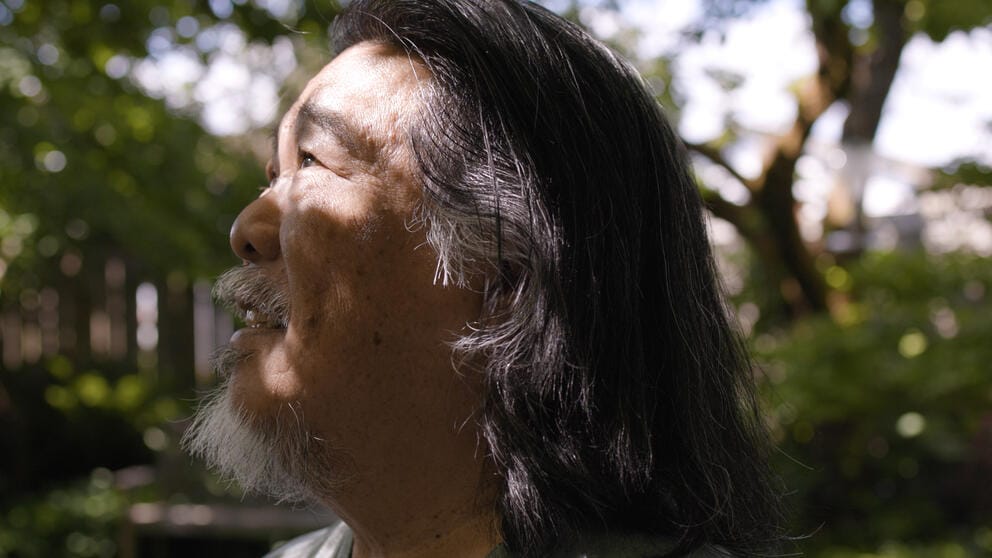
240, 306, 288, 330
213, 267, 291, 333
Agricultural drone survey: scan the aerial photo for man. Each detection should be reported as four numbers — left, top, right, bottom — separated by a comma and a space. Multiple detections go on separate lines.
183, 1, 784, 557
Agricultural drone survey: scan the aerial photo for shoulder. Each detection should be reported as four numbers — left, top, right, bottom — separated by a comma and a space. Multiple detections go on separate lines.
488, 531, 735, 558
263, 521, 353, 558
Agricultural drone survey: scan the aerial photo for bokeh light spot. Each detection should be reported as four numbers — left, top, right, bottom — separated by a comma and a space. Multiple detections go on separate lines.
896, 412, 926, 438
898, 329, 928, 358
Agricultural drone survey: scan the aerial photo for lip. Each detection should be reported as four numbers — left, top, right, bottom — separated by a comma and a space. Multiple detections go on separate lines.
212, 266, 291, 348
230, 325, 286, 347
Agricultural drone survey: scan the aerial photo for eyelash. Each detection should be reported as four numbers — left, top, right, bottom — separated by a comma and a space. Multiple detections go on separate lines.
299, 150, 318, 169
265, 150, 320, 184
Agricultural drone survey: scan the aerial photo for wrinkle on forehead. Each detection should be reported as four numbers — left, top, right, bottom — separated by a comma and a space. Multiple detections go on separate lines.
277, 41, 430, 175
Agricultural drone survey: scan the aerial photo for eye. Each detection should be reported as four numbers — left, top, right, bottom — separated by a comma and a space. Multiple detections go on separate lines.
299, 150, 318, 169
264, 160, 277, 182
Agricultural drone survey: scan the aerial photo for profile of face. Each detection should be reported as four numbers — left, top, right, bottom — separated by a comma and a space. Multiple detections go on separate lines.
184, 42, 485, 505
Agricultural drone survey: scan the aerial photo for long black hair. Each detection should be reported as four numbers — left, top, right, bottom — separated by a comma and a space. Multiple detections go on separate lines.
333, 2, 784, 556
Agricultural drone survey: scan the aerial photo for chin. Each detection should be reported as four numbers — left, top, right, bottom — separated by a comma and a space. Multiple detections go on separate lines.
217, 334, 304, 417
182, 376, 352, 504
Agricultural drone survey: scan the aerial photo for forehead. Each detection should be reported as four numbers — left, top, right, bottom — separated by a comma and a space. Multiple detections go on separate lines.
277, 41, 427, 151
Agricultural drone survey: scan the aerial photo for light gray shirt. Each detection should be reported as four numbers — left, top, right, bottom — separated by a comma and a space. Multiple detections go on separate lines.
265, 522, 352, 558
264, 521, 733, 557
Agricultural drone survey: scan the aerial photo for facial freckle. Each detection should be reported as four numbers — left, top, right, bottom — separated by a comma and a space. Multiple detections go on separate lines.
372, 331, 383, 346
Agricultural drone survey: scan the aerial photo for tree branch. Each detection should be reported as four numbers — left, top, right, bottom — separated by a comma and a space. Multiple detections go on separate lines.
698, 183, 755, 241
685, 141, 757, 191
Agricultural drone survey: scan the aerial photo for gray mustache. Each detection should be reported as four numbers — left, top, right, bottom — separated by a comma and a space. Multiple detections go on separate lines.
213, 266, 291, 328
210, 345, 251, 379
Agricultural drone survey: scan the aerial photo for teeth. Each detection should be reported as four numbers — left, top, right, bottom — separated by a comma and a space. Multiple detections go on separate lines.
242, 307, 284, 329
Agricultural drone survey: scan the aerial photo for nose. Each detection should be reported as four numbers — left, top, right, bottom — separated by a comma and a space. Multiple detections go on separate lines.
229, 194, 281, 263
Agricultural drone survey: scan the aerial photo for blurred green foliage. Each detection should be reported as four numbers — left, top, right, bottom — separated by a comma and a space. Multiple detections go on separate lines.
758, 251, 992, 555
935, 161, 992, 190
1, 356, 183, 495
746, 0, 992, 40
0, 0, 290, 290
0, 469, 126, 558
0, 0, 340, 292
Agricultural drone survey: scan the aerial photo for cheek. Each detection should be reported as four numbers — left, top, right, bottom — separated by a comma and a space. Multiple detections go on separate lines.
280, 201, 423, 336
280, 195, 373, 292
229, 340, 305, 413
279, 182, 479, 361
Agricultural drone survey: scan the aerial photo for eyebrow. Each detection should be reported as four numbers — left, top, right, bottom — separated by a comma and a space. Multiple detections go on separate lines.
295, 101, 368, 159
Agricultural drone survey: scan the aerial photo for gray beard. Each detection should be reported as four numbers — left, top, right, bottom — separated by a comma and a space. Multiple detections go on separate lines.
181, 347, 349, 504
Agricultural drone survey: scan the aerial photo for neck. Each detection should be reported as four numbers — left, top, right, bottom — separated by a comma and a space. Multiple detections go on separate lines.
321, 419, 500, 558
348, 507, 498, 558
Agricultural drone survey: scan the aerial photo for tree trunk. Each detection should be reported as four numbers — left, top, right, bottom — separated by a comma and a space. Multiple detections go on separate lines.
694, 1, 913, 322
834, 0, 909, 254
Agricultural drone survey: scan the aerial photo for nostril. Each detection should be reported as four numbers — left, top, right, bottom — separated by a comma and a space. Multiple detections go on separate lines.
229, 195, 281, 263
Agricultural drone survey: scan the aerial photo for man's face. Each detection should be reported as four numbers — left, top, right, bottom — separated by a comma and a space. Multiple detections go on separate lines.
188, 42, 484, 500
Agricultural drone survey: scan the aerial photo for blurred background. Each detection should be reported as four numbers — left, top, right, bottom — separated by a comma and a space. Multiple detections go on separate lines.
0, 0, 990, 556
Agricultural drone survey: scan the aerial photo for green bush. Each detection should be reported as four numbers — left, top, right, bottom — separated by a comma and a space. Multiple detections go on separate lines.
756, 251, 992, 552
0, 469, 124, 558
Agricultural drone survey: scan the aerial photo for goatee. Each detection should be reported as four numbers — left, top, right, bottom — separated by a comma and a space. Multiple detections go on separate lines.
181, 267, 351, 504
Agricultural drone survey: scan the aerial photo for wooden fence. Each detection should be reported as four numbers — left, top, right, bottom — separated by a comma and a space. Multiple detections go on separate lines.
0, 253, 232, 390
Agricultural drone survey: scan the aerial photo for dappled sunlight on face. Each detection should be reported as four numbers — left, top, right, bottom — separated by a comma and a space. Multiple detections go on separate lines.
187, 42, 485, 505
